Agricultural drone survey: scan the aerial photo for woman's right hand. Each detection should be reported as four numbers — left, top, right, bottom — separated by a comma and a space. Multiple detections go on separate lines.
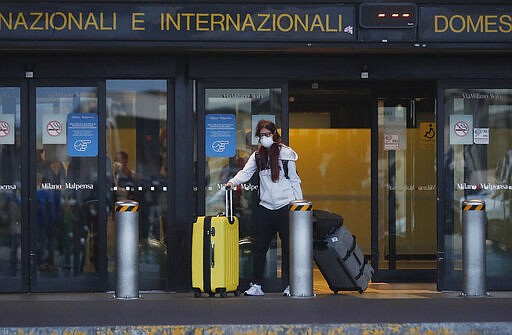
225, 182, 233, 190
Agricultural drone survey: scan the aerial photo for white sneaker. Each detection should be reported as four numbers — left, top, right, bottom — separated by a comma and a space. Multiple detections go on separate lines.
282, 285, 291, 296
244, 283, 264, 296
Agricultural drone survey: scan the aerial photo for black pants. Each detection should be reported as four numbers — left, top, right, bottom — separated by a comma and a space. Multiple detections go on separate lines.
252, 205, 289, 289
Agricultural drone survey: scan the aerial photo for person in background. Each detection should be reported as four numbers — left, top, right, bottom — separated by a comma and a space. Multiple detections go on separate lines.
112, 151, 135, 200
225, 119, 302, 296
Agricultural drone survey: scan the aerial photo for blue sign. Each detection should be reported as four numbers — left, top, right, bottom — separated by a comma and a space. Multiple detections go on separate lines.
67, 113, 98, 157
206, 114, 236, 157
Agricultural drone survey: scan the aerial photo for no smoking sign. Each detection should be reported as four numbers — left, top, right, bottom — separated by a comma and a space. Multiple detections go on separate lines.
450, 115, 473, 145
47, 120, 63, 136
42, 114, 67, 144
0, 120, 10, 137
0, 115, 15, 144
453, 120, 469, 137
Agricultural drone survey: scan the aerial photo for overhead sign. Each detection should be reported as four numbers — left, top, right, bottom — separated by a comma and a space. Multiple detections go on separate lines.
0, 4, 356, 42
419, 6, 512, 42
206, 114, 236, 157
67, 113, 98, 157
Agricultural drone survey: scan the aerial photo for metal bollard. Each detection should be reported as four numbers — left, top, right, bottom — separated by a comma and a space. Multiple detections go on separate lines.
115, 200, 140, 299
461, 200, 487, 297
289, 200, 314, 298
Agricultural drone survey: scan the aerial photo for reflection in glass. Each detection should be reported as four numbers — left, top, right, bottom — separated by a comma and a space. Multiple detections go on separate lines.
107, 80, 168, 290
0, 88, 21, 278
35, 87, 98, 276
444, 88, 512, 285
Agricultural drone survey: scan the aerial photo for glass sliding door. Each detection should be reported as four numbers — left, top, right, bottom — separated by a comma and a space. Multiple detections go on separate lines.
0, 87, 22, 291
31, 85, 101, 291
377, 95, 436, 280
440, 86, 512, 290
289, 81, 436, 285
198, 85, 285, 291
106, 80, 169, 290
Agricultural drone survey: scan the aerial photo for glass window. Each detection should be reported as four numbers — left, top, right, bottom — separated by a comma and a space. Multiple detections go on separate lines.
443, 88, 512, 286
377, 97, 436, 270
0, 87, 21, 279
204, 88, 282, 281
106, 80, 168, 290
35, 87, 98, 276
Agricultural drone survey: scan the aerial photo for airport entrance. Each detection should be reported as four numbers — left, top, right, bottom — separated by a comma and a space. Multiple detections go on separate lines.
288, 81, 437, 283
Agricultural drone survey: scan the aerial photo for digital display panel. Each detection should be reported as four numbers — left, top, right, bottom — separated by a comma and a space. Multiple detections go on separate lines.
360, 3, 417, 29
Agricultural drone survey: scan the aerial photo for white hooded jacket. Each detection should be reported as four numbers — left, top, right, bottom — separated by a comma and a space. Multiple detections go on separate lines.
228, 144, 303, 210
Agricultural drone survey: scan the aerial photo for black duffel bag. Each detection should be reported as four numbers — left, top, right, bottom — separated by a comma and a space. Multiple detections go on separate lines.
312, 209, 344, 241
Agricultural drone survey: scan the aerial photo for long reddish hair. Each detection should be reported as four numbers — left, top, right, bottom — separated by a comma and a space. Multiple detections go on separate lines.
255, 120, 282, 182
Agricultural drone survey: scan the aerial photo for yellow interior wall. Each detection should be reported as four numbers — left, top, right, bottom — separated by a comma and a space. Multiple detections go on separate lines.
291, 128, 437, 255
290, 129, 372, 253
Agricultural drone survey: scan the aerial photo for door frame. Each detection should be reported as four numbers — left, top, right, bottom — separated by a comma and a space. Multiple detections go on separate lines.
0, 81, 28, 292
436, 79, 512, 291
370, 82, 438, 283
195, 79, 288, 292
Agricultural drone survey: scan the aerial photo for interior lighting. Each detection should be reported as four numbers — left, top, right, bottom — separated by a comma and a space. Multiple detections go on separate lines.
378, 13, 386, 18
392, 13, 399, 17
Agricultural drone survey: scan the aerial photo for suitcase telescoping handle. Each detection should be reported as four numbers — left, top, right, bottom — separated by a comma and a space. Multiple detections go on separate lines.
225, 187, 234, 224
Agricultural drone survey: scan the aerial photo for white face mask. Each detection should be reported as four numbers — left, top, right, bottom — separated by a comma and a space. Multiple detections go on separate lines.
260, 135, 274, 148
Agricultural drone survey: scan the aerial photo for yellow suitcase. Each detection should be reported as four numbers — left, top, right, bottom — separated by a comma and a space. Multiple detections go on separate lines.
192, 189, 240, 297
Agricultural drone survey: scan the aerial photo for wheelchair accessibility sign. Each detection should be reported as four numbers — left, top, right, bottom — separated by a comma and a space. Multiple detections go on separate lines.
67, 113, 98, 157
206, 114, 236, 157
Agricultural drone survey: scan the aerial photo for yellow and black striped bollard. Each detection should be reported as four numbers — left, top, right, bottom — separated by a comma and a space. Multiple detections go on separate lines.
289, 200, 314, 298
461, 199, 487, 297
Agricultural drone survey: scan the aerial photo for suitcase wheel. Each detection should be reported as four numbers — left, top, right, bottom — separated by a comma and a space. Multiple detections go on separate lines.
215, 288, 227, 298
193, 289, 202, 298
234, 289, 241, 297
358, 289, 364, 294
